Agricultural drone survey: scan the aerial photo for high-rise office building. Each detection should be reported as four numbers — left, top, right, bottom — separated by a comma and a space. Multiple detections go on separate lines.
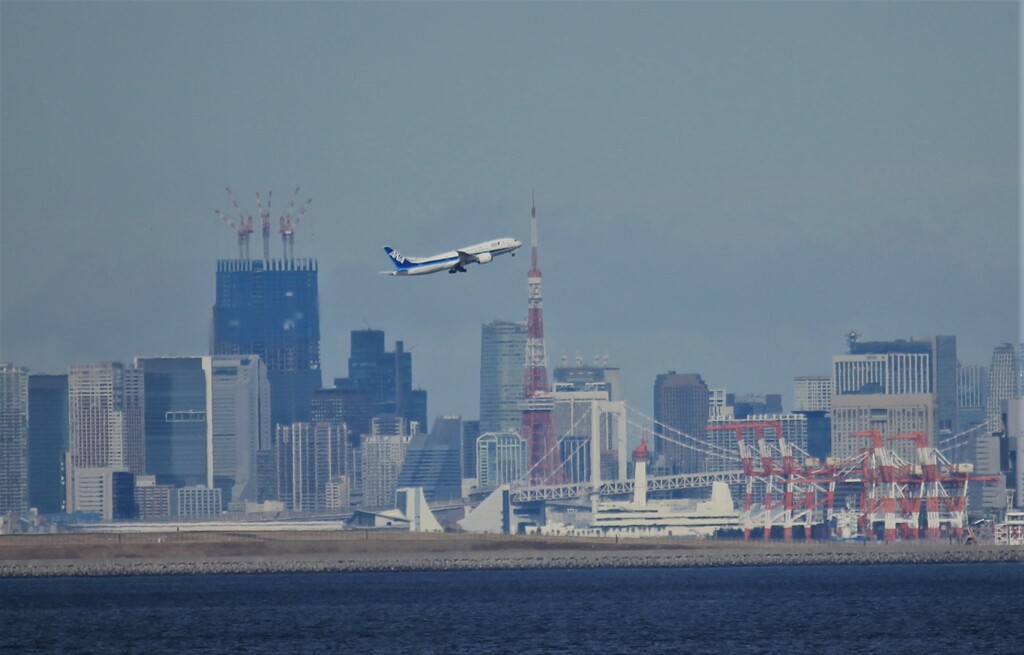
831, 336, 957, 462
831, 348, 932, 463
311, 387, 372, 447
68, 362, 145, 475
843, 335, 958, 435
653, 372, 710, 473
967, 430, 1007, 513
326, 476, 351, 509
360, 415, 410, 508
986, 343, 1020, 433
398, 416, 463, 502
793, 376, 832, 460
833, 352, 933, 396
479, 320, 527, 434
727, 394, 783, 419
924, 336, 959, 436
0, 364, 29, 514
67, 362, 144, 515
476, 431, 528, 490
1005, 398, 1023, 510
552, 360, 622, 401
275, 422, 347, 512
209, 356, 270, 507
953, 362, 987, 464
794, 377, 832, 412
461, 419, 481, 480
134, 356, 269, 508
552, 392, 600, 484
800, 411, 832, 462
212, 258, 321, 427
968, 344, 1023, 513
957, 363, 987, 425
28, 374, 69, 515
136, 357, 210, 489
334, 330, 427, 429
708, 389, 732, 421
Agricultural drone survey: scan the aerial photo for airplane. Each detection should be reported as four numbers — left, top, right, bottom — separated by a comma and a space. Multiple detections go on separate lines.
381, 237, 522, 276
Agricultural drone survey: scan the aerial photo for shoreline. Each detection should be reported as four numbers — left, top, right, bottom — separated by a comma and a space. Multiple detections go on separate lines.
2, 531, 1022, 578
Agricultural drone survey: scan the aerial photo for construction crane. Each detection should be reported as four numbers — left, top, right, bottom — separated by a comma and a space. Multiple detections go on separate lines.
255, 191, 273, 261
278, 186, 312, 261
215, 187, 255, 259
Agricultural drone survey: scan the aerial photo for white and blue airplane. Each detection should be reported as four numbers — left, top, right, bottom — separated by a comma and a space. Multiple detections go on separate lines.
381, 237, 522, 276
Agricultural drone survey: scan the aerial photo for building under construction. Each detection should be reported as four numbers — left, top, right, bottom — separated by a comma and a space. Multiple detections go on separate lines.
211, 188, 321, 427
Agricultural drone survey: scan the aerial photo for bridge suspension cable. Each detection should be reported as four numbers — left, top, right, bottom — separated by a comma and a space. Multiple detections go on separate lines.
625, 404, 741, 462
520, 406, 594, 487
937, 419, 994, 455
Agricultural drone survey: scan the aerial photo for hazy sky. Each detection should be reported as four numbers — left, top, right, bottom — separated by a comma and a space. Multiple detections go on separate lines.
1, 2, 1019, 419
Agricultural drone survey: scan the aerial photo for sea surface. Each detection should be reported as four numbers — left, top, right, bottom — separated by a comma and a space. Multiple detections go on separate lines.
1, 563, 1021, 654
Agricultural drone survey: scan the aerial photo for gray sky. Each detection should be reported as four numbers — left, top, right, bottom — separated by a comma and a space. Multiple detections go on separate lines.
1, 2, 1019, 419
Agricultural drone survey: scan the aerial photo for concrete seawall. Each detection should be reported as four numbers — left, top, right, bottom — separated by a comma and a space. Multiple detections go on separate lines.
2, 531, 1021, 578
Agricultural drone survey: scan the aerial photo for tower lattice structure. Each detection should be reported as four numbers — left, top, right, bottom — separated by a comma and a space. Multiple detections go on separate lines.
520, 195, 560, 484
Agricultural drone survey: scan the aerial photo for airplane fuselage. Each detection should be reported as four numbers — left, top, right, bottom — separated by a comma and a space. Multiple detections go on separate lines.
383, 237, 522, 276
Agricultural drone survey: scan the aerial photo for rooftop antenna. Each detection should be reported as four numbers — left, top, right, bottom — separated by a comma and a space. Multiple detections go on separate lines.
216, 187, 254, 259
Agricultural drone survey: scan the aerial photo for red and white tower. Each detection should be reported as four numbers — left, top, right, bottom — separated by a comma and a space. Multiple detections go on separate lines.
521, 193, 560, 484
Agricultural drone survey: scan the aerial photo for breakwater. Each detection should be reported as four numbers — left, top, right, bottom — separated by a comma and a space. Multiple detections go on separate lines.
2, 532, 1021, 578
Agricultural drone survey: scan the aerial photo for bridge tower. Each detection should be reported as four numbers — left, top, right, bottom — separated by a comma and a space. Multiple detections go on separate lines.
521, 193, 560, 484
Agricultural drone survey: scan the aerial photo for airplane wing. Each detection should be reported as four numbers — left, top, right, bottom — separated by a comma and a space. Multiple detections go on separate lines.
448, 250, 473, 273
458, 250, 493, 265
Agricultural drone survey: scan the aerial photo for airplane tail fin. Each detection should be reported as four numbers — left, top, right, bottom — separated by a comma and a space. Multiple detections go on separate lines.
383, 246, 415, 270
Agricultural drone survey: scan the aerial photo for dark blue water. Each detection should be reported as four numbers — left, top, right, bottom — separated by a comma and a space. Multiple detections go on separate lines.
1, 563, 1021, 654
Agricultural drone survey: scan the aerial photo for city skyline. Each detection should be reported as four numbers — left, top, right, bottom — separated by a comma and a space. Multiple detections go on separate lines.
2, 2, 1018, 419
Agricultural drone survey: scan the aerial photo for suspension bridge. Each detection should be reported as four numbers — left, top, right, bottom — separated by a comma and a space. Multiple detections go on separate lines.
492, 400, 997, 542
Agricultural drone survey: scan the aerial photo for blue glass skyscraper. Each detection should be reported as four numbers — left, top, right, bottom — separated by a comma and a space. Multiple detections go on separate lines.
334, 329, 427, 430
136, 357, 209, 489
28, 374, 69, 514
212, 258, 321, 427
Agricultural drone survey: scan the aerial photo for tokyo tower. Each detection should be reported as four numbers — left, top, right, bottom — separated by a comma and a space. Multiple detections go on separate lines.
520, 193, 560, 483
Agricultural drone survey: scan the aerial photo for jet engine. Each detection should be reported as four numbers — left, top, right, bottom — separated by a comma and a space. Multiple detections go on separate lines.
475, 252, 493, 264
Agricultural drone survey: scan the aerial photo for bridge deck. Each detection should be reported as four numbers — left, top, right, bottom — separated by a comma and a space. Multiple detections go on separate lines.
510, 470, 745, 503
